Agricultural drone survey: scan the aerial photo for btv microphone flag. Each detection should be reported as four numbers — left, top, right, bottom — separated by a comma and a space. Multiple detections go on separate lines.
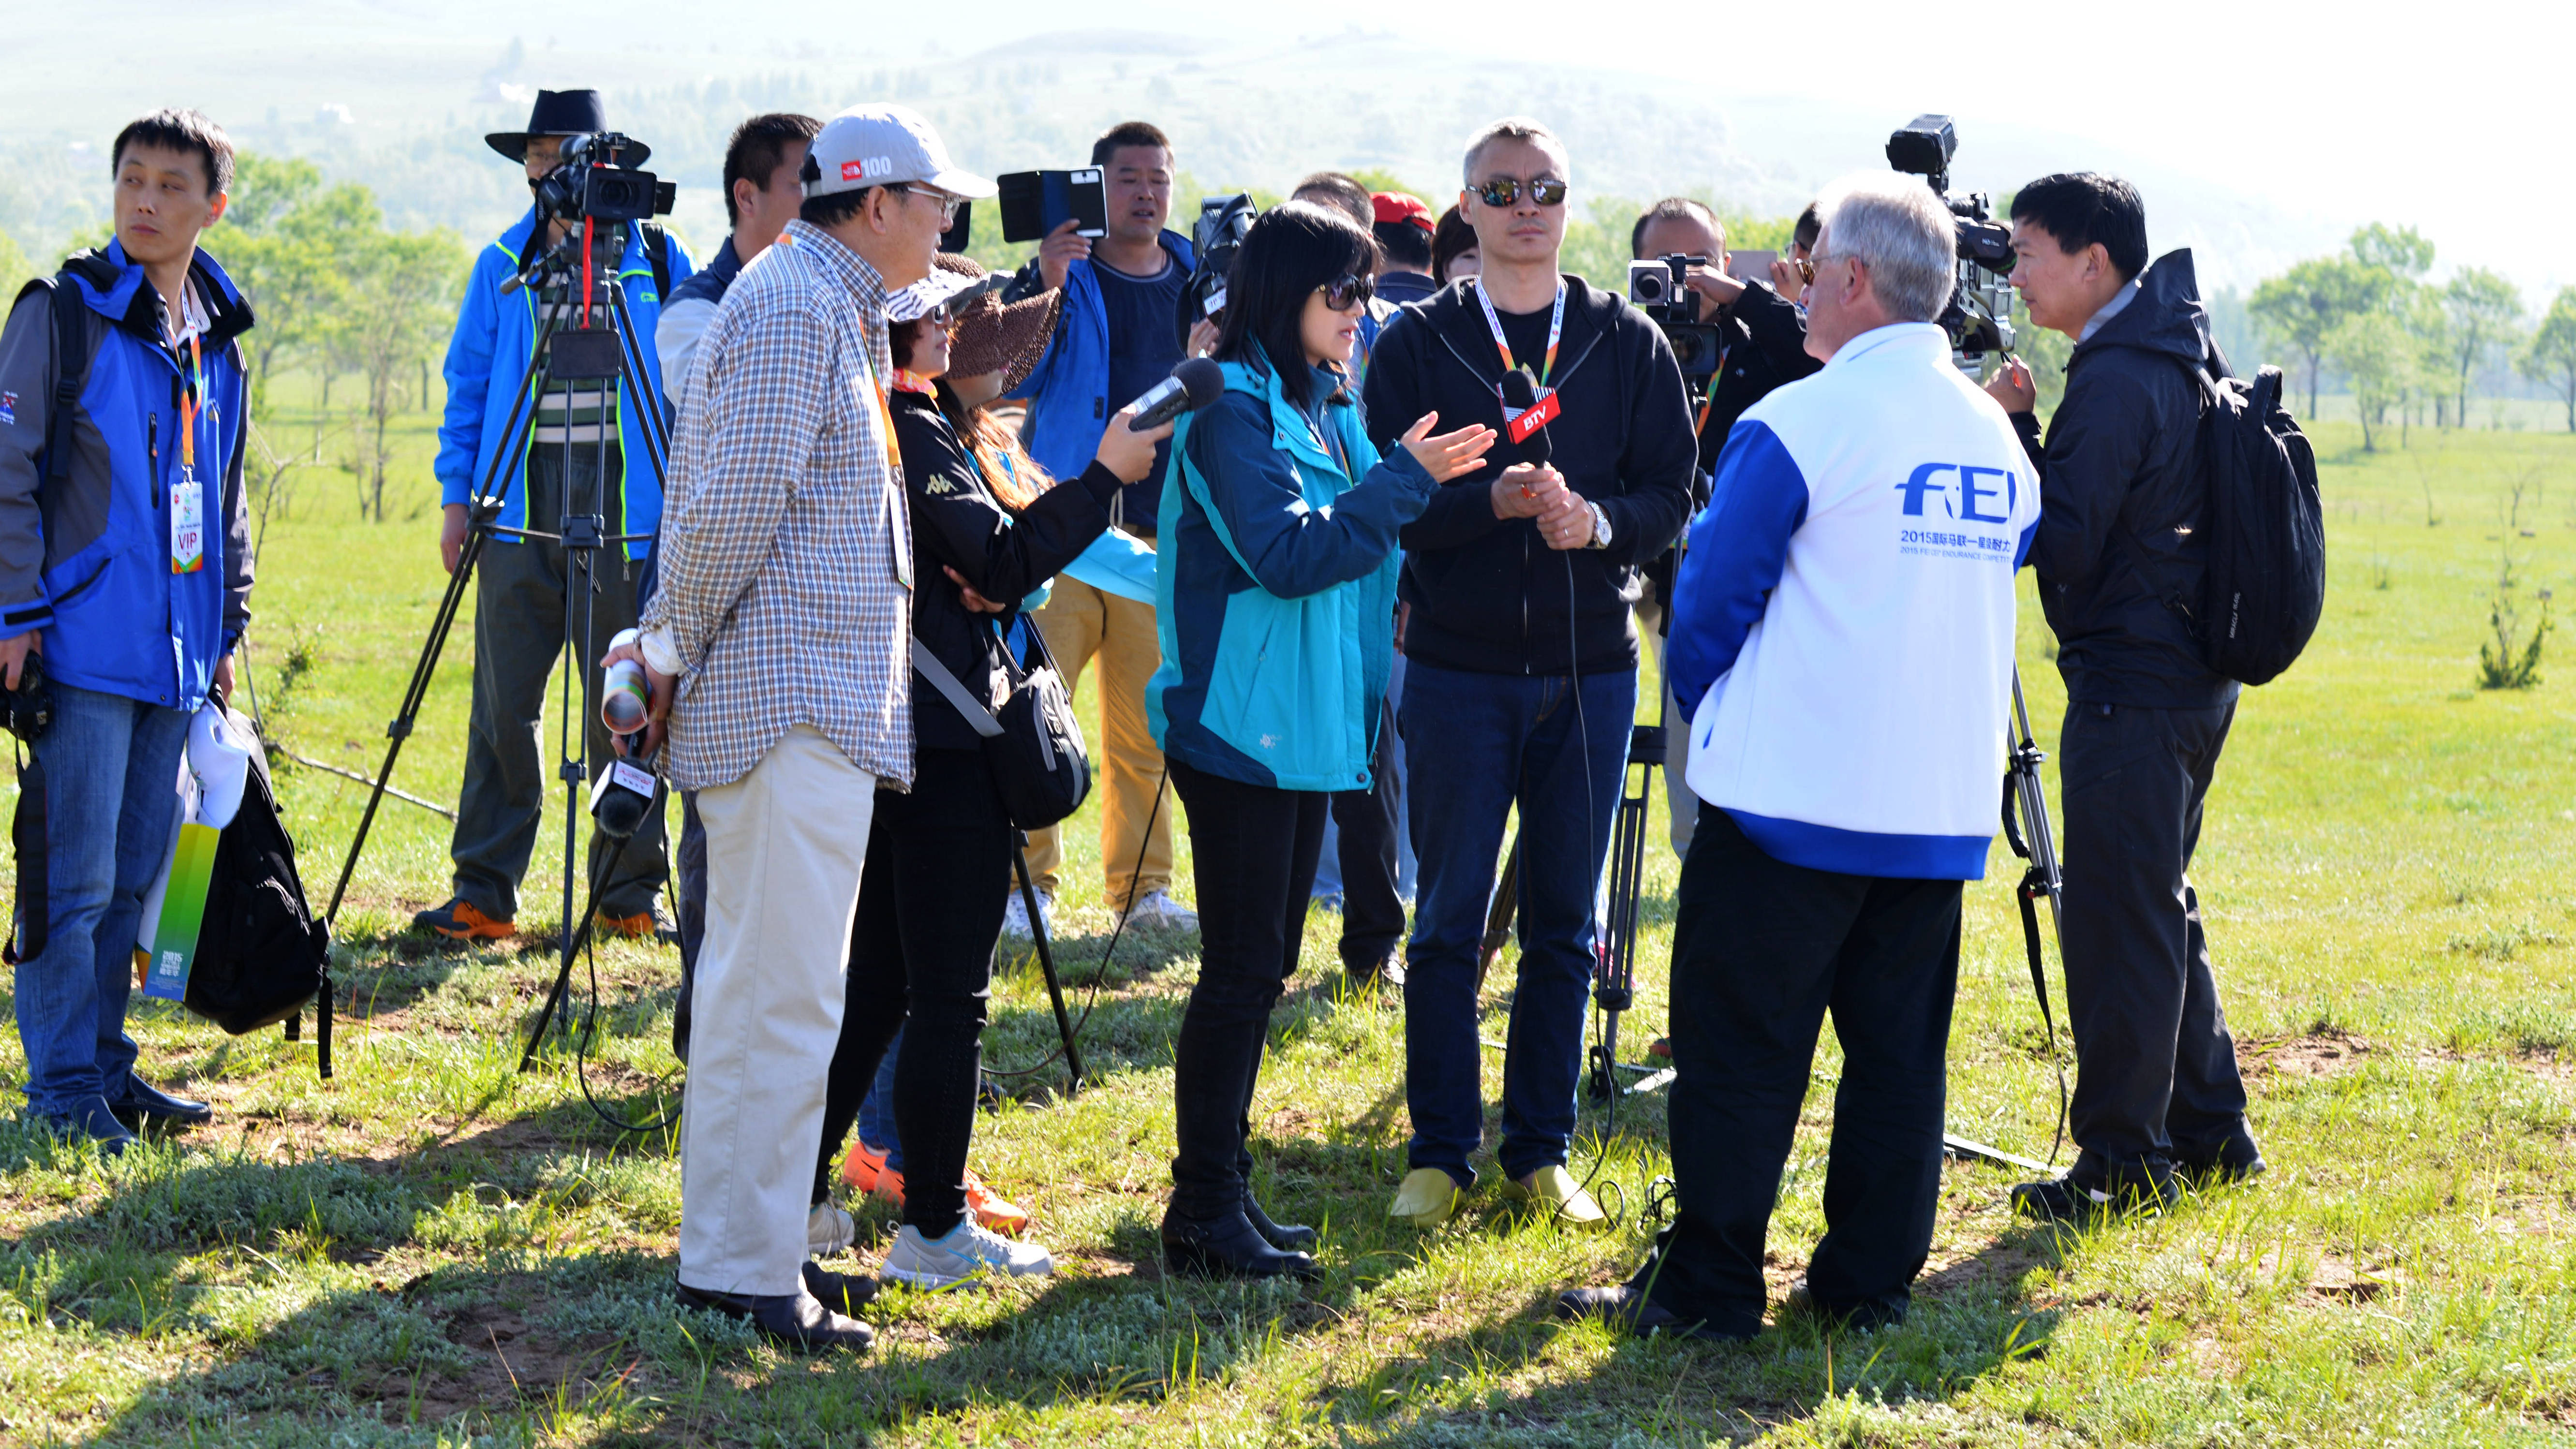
1506, 389, 1560, 444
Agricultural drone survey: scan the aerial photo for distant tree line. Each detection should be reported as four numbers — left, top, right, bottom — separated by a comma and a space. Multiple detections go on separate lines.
2248, 223, 2576, 446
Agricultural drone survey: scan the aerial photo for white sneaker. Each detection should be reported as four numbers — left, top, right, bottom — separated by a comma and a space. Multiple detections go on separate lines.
1001, 887, 1053, 939
881, 1220, 1053, 1290
807, 1201, 856, 1256
1122, 888, 1198, 933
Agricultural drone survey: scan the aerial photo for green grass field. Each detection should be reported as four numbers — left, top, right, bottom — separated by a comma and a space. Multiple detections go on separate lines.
2, 387, 2574, 1446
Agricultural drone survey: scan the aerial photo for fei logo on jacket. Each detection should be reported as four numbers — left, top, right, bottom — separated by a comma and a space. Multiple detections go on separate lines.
1896, 462, 2017, 522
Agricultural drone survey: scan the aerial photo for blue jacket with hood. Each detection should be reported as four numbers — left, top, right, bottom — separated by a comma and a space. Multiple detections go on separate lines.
1007, 230, 1193, 518
1146, 349, 1435, 792
0, 241, 254, 711
437, 209, 694, 559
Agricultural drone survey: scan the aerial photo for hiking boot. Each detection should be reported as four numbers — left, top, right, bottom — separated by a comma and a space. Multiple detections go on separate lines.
2011, 1166, 2182, 1225
1552, 1284, 1748, 1341
595, 904, 673, 941
413, 897, 514, 941
881, 1220, 1053, 1291
1390, 1167, 1467, 1227
1501, 1164, 1610, 1231
1121, 889, 1199, 933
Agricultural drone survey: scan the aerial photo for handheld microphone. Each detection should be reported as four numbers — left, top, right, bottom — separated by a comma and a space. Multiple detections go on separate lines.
1500, 366, 1552, 468
1124, 356, 1226, 430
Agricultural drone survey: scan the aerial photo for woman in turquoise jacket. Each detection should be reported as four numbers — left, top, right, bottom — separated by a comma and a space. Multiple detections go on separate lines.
1147, 203, 1494, 1279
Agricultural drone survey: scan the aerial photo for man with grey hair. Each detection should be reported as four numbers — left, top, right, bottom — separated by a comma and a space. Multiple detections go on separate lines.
1557, 172, 2039, 1340
1361, 116, 1697, 1233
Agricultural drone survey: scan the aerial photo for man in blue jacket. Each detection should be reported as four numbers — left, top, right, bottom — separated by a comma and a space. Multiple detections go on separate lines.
0, 109, 254, 1151
1006, 120, 1197, 935
415, 89, 694, 944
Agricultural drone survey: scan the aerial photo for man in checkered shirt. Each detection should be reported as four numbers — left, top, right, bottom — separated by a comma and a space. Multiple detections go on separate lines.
612, 104, 994, 1354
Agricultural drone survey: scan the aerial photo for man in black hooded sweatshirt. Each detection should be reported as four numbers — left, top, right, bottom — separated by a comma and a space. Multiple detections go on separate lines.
1984, 172, 2263, 1221
1360, 116, 1696, 1230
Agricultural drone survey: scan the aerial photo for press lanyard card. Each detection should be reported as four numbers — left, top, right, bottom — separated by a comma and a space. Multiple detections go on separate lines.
171, 467, 205, 574
143, 820, 220, 1001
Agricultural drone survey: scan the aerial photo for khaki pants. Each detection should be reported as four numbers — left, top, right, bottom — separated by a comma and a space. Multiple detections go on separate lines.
677, 726, 878, 1297
1022, 576, 1175, 911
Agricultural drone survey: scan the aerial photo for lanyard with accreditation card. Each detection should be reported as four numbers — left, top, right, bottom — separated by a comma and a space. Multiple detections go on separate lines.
1474, 278, 1564, 445
170, 333, 206, 575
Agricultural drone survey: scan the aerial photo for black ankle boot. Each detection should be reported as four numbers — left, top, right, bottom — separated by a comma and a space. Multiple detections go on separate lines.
1243, 1193, 1318, 1253
1162, 1207, 1319, 1280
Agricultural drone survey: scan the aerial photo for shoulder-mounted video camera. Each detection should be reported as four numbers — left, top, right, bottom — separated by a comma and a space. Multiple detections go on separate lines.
1176, 193, 1257, 352
1885, 114, 2016, 361
534, 132, 675, 226
1628, 254, 1724, 383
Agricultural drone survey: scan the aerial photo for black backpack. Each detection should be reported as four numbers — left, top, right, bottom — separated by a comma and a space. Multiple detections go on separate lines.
2189, 364, 2324, 686
183, 714, 336, 1073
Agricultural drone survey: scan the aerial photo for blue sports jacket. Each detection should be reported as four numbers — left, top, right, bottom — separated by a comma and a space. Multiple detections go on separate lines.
1008, 231, 1193, 507
0, 241, 253, 710
1146, 349, 1435, 791
437, 210, 694, 558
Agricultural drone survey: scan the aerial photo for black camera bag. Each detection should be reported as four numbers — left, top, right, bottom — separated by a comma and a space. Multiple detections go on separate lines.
912, 623, 1092, 831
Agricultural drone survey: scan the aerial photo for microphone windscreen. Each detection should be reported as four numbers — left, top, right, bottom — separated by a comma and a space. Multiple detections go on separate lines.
1499, 367, 1538, 412
1175, 355, 1225, 410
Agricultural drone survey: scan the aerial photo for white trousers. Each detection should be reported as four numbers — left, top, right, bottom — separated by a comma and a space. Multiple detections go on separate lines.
677, 725, 878, 1296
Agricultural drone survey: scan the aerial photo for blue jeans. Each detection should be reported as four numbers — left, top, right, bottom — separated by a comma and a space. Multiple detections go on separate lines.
1399, 659, 1635, 1185
856, 1024, 904, 1174
12, 684, 191, 1118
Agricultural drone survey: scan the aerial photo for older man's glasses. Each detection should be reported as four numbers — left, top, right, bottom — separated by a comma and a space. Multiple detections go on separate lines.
885, 183, 964, 225
1472, 177, 1568, 208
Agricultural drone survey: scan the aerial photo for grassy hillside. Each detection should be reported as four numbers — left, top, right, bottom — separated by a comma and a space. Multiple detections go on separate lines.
0, 409, 2573, 1445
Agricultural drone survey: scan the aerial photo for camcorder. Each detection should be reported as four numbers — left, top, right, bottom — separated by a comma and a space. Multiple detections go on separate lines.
1627, 254, 1723, 384
533, 132, 675, 226
1176, 192, 1256, 351
1884, 114, 2016, 362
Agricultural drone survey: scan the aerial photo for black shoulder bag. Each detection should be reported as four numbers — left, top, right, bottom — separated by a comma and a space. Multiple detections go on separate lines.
911, 622, 1092, 830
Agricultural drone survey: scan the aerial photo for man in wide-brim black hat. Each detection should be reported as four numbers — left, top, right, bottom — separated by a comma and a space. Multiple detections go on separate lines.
412, 88, 697, 946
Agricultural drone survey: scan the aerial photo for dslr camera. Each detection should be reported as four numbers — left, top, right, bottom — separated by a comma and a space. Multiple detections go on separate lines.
533, 132, 675, 226
1884, 114, 2015, 361
1628, 254, 1723, 383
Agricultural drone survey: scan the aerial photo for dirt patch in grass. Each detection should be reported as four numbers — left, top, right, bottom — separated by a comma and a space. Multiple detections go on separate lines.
2240, 1031, 2371, 1079
337, 1274, 640, 1425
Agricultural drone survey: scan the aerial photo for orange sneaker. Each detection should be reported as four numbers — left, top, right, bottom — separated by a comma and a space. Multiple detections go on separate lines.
412, 898, 514, 941
1648, 1037, 1673, 1060
594, 909, 660, 941
871, 1168, 906, 1209
841, 1138, 890, 1195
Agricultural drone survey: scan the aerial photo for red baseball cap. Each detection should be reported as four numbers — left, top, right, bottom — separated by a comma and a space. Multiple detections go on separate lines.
1371, 192, 1435, 234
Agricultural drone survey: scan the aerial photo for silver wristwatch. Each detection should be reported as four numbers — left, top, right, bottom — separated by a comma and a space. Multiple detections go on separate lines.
1584, 502, 1613, 550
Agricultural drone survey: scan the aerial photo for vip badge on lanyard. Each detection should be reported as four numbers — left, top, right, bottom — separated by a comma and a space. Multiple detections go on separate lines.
1475, 277, 1566, 428
171, 335, 207, 575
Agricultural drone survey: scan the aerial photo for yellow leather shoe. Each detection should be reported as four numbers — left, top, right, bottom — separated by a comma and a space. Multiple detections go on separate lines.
1502, 1165, 1610, 1230
1389, 1167, 1466, 1227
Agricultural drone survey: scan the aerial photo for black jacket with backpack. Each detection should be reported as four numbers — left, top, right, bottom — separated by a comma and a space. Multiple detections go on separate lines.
2012, 249, 2241, 709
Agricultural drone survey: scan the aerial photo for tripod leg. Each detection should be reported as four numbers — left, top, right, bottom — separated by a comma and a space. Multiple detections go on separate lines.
1014, 833, 1085, 1095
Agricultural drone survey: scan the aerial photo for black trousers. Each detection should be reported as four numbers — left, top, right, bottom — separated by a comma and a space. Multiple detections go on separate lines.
1330, 699, 1406, 973
812, 748, 1011, 1236
669, 790, 706, 1062
1166, 758, 1330, 1221
2058, 700, 2250, 1181
1632, 811, 1963, 1336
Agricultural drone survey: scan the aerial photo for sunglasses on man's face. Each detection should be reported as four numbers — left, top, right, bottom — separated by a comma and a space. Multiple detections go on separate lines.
1793, 256, 1816, 285
1473, 177, 1568, 208
1318, 274, 1375, 311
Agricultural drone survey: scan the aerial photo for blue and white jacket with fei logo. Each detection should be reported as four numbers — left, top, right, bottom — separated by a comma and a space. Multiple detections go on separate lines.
1668, 321, 2041, 881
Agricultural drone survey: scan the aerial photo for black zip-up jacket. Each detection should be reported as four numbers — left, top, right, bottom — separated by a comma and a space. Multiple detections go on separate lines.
1360, 275, 1697, 676
890, 390, 1123, 752
2010, 248, 2238, 709
1644, 277, 1821, 617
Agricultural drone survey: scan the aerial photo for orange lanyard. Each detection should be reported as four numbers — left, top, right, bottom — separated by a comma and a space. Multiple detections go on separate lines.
177, 333, 205, 470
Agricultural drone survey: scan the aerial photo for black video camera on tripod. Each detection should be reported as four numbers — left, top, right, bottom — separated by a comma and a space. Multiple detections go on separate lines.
532, 132, 675, 227
1884, 114, 2018, 364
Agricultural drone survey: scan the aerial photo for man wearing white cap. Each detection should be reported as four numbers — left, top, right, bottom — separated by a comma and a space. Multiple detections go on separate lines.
611, 103, 994, 1353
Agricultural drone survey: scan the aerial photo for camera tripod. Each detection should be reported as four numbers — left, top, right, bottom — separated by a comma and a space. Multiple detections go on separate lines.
316, 218, 676, 1074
